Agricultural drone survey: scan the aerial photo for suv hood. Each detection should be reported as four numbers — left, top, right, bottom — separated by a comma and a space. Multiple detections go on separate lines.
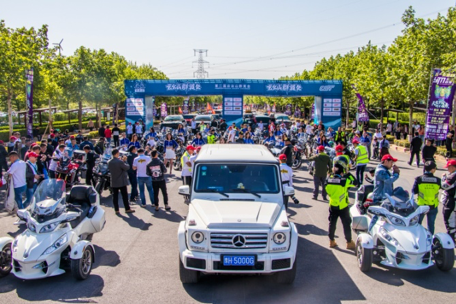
191, 199, 281, 228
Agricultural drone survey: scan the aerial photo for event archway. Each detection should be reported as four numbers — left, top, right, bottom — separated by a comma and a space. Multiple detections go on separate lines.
124, 79, 343, 129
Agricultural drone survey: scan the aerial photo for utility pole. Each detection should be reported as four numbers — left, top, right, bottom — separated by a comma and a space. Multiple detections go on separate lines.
193, 49, 209, 79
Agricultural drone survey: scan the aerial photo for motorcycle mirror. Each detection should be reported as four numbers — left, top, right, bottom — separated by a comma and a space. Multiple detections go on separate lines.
367, 206, 385, 216
416, 205, 430, 215
63, 211, 80, 223
17, 209, 29, 221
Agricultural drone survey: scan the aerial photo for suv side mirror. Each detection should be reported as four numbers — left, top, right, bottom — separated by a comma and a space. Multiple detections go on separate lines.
178, 185, 190, 196
283, 186, 294, 197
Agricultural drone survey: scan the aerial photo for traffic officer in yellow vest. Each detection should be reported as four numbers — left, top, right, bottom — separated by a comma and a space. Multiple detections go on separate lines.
325, 163, 357, 249
334, 127, 346, 144
207, 128, 217, 144
181, 145, 195, 203
352, 139, 369, 186
411, 161, 441, 234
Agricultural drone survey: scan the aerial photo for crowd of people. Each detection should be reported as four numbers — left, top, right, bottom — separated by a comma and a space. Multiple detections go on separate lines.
1, 115, 455, 248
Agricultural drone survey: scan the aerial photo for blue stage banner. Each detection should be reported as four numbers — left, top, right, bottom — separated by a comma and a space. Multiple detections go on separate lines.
125, 97, 145, 125
223, 96, 244, 127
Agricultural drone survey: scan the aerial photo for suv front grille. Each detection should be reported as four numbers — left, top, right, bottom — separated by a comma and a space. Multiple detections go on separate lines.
210, 232, 268, 249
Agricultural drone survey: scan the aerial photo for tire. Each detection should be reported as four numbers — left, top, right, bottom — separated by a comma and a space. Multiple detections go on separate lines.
292, 159, 302, 170
179, 256, 199, 284
71, 246, 94, 280
433, 239, 454, 272
356, 240, 372, 272
0, 243, 12, 277
276, 256, 297, 284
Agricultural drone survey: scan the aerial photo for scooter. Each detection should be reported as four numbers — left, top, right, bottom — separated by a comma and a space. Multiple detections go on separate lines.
0, 179, 106, 280
350, 188, 454, 272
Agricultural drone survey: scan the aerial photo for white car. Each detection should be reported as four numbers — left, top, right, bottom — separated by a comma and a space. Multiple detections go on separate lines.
177, 144, 298, 284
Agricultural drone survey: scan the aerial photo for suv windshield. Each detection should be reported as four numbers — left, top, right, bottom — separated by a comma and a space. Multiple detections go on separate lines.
165, 116, 183, 121
183, 115, 194, 119
194, 164, 279, 194
196, 116, 211, 121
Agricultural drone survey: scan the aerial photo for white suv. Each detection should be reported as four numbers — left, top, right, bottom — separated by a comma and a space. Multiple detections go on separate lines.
177, 144, 298, 284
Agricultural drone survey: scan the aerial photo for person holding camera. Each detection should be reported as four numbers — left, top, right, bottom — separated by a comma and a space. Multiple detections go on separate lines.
108, 149, 135, 214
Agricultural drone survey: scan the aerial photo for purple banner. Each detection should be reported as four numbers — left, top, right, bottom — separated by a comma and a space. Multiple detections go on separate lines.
425, 69, 456, 141
285, 104, 292, 115
183, 98, 189, 114
25, 68, 34, 138
160, 102, 168, 117
294, 106, 301, 118
356, 93, 369, 122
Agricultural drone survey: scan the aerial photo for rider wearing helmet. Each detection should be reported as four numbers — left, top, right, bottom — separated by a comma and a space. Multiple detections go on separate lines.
333, 145, 349, 174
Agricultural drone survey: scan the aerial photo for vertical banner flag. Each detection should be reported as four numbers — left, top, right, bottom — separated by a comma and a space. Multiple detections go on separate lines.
272, 103, 276, 113
183, 97, 189, 114
285, 104, 292, 115
191, 100, 195, 112
25, 68, 34, 138
178, 107, 183, 114
352, 85, 369, 122
426, 69, 456, 140
160, 102, 168, 117
207, 102, 215, 114
294, 106, 301, 118
267, 104, 271, 115
310, 103, 315, 120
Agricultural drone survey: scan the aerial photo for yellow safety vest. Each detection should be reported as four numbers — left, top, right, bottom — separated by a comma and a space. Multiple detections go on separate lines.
325, 175, 354, 209
181, 151, 192, 172
355, 145, 369, 165
207, 135, 216, 144
417, 175, 440, 207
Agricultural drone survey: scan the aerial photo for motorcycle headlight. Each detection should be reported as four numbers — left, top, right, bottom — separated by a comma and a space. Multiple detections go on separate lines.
409, 215, 420, 226
191, 231, 205, 244
273, 232, 286, 245
386, 215, 406, 226
426, 232, 433, 246
42, 234, 68, 256
380, 227, 400, 246
27, 222, 36, 233
39, 221, 60, 233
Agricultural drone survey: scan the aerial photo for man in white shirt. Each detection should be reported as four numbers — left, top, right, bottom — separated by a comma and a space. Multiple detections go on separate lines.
135, 123, 143, 139
7, 151, 27, 209
126, 122, 133, 140
181, 146, 195, 186
228, 127, 237, 143
48, 144, 66, 178
132, 148, 153, 207
257, 121, 264, 132
279, 154, 293, 209
306, 123, 314, 135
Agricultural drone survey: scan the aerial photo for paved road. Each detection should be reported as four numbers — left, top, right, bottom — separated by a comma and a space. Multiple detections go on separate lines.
0, 149, 455, 304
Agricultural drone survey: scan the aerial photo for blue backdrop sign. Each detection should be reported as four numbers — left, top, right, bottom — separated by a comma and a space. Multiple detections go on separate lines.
125, 79, 343, 128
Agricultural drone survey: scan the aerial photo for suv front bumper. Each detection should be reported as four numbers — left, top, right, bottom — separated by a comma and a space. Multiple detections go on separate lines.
178, 222, 298, 274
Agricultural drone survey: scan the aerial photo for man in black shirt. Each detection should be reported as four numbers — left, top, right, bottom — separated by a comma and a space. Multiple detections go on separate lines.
75, 130, 84, 145
83, 145, 99, 186
282, 138, 294, 167
112, 123, 121, 147
127, 145, 138, 202
147, 149, 170, 211
409, 132, 422, 167
219, 119, 227, 132
98, 125, 106, 139
0, 140, 8, 174
236, 132, 245, 144
442, 160, 456, 241
421, 138, 437, 164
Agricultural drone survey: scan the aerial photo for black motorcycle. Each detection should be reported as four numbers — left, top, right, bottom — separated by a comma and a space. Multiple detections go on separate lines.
93, 158, 112, 196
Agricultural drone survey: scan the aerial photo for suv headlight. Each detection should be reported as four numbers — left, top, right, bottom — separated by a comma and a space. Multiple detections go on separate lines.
191, 231, 204, 244
273, 232, 286, 245
40, 221, 60, 233
42, 234, 68, 255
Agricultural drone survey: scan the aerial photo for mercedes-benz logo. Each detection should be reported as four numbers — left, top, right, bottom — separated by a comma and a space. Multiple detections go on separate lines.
232, 235, 246, 247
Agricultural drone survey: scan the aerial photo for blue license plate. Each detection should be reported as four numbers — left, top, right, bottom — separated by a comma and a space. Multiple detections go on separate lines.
222, 255, 255, 266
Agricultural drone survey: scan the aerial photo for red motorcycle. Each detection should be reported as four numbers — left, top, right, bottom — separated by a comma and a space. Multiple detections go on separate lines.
55, 148, 85, 188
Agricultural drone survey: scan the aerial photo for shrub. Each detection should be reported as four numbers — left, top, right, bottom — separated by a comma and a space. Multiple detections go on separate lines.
385, 135, 395, 142
393, 139, 410, 148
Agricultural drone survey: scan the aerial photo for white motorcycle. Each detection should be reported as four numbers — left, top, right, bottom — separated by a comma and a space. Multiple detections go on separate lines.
351, 188, 454, 272
0, 179, 106, 280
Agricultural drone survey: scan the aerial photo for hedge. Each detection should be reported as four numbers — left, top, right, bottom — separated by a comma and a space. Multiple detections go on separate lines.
394, 139, 411, 148
436, 146, 456, 157
87, 126, 126, 139
0, 120, 124, 141
385, 135, 395, 142
0, 116, 101, 131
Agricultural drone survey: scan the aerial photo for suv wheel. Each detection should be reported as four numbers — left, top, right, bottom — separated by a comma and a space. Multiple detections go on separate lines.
275, 257, 297, 284
179, 256, 200, 284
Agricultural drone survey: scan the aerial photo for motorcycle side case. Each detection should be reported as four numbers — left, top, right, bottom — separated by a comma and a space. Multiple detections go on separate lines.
90, 207, 106, 233
350, 204, 369, 232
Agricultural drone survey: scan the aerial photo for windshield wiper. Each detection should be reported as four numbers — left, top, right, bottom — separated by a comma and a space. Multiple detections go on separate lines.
199, 188, 229, 198
231, 189, 261, 198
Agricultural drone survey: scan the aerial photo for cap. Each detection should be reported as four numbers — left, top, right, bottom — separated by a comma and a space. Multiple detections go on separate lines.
424, 161, 437, 171
129, 122, 132, 124
186, 145, 195, 151
381, 154, 398, 162
279, 154, 287, 160
30, 143, 37, 147
50, 134, 55, 138
335, 145, 344, 152
352, 139, 360, 144
28, 152, 39, 158
10, 136, 16, 140
70, 135, 75, 139
444, 159, 456, 168
0, 140, 3, 144
317, 145, 325, 151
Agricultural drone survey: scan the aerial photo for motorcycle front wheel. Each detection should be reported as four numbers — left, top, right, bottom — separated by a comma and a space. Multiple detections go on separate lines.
0, 243, 12, 277
292, 158, 302, 170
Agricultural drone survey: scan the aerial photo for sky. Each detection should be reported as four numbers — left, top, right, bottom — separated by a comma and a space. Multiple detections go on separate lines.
1, 0, 455, 80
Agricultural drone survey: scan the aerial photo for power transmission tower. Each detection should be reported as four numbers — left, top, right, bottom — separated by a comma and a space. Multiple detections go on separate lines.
193, 49, 209, 79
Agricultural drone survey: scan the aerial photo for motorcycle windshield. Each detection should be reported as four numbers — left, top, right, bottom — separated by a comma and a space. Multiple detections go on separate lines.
30, 179, 66, 211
